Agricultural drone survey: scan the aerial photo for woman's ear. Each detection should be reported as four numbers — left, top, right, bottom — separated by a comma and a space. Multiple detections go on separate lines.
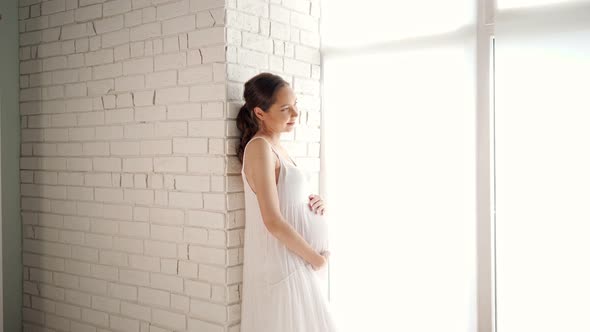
253, 106, 265, 121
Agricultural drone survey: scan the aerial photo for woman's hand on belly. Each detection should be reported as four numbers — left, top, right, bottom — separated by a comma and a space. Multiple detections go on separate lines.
311, 250, 330, 271
308, 194, 327, 216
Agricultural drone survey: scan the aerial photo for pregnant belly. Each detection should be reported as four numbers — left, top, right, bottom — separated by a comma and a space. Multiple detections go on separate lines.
300, 207, 330, 253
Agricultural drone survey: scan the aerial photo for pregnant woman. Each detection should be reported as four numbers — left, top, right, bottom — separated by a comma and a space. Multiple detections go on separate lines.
236, 72, 338, 332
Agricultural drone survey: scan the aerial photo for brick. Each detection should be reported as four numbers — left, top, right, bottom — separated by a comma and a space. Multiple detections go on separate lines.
270, 4, 290, 23
237, 48, 267, 68
121, 302, 151, 321
189, 84, 225, 102
118, 221, 149, 237
188, 120, 225, 137
146, 70, 177, 88
129, 255, 160, 273
121, 157, 152, 172
100, 250, 128, 267
283, 0, 311, 13
72, 246, 99, 262
75, 4, 102, 22
300, 29, 320, 47
284, 58, 310, 77
104, 108, 133, 124
163, 15, 196, 35
125, 9, 142, 27
190, 299, 227, 322
42, 0, 66, 15
139, 137, 169, 153
155, 156, 186, 173
195, 11, 214, 28
150, 273, 183, 292
124, 188, 154, 204
188, 156, 224, 174
55, 302, 81, 319
189, 245, 225, 264
43, 56, 67, 71
226, 9, 258, 32
155, 121, 187, 137
179, 65, 212, 85
114, 237, 143, 254
68, 53, 86, 68
90, 296, 119, 315
188, 27, 225, 48
95, 15, 124, 34
271, 21, 291, 41
130, 22, 161, 41
119, 268, 150, 286
110, 315, 139, 332
102, 29, 130, 48
123, 57, 153, 75
82, 308, 109, 327
290, 11, 318, 31
171, 293, 190, 312
45, 313, 69, 331
70, 321, 96, 332
201, 45, 225, 63
65, 98, 93, 112
115, 75, 145, 91
157, 0, 189, 20
242, 32, 273, 53
103, 0, 131, 17
168, 191, 203, 208
138, 287, 169, 307
108, 282, 137, 301
31, 296, 56, 313
114, 44, 131, 61
155, 87, 189, 104
155, 53, 186, 71
85, 50, 113, 67
188, 319, 224, 332
153, 309, 186, 330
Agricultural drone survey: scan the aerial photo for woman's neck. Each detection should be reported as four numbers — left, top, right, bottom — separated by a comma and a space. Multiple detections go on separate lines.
255, 131, 281, 147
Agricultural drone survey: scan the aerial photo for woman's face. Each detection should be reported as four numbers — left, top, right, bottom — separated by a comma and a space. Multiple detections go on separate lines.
255, 85, 299, 133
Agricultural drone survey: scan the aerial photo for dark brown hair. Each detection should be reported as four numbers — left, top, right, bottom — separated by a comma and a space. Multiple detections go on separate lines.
235, 72, 289, 163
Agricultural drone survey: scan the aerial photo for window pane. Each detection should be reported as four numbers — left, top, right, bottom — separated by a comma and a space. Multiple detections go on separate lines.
321, 0, 475, 48
324, 41, 477, 332
495, 27, 590, 332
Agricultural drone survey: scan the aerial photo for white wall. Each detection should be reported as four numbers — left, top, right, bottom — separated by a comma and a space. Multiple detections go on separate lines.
18, 0, 320, 331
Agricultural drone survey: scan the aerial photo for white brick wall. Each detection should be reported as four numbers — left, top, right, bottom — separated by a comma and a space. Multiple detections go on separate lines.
19, 0, 320, 330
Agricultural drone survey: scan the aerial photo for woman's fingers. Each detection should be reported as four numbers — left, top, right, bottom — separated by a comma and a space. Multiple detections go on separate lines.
308, 195, 327, 215
308, 195, 319, 208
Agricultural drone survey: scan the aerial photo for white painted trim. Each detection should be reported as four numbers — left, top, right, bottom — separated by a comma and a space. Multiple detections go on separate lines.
476, 0, 496, 331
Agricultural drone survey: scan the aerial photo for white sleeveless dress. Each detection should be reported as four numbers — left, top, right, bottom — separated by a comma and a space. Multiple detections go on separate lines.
240, 136, 338, 332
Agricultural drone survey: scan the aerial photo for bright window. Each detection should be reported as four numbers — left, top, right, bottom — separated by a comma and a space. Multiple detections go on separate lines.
494, 1, 590, 331
321, 0, 590, 331
321, 2, 478, 331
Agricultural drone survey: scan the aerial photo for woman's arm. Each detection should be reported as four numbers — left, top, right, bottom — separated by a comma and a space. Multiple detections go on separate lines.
245, 139, 326, 269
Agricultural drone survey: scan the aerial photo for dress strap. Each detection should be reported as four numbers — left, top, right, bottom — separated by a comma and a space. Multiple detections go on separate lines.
242, 136, 282, 173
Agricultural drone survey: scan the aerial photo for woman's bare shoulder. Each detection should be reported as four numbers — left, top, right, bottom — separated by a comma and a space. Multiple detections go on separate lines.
244, 137, 278, 170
